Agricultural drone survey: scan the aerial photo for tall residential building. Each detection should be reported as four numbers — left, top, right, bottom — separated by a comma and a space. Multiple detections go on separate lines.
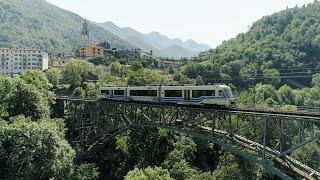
0, 47, 49, 76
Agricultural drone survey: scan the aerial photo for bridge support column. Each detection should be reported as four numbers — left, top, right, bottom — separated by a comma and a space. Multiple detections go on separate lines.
279, 118, 283, 153
212, 113, 216, 134
263, 116, 269, 159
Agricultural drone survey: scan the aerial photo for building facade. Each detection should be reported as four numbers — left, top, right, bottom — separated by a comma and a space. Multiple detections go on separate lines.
0, 48, 49, 76
80, 44, 104, 59
50, 54, 74, 68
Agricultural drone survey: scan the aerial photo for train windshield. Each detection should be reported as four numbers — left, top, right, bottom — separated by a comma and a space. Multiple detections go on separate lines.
223, 88, 234, 98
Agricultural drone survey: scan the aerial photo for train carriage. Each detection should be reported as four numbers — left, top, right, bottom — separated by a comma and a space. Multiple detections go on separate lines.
160, 85, 235, 106
127, 86, 160, 102
100, 84, 236, 107
100, 86, 127, 101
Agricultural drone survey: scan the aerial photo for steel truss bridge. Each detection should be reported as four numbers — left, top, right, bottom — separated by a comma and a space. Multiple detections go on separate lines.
58, 98, 320, 180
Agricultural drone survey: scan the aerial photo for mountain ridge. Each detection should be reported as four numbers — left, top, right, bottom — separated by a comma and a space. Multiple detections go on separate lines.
159, 45, 196, 59
0, 0, 135, 53
98, 21, 210, 58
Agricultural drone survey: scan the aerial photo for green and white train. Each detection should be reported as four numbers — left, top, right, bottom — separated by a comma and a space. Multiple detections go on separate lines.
100, 84, 236, 107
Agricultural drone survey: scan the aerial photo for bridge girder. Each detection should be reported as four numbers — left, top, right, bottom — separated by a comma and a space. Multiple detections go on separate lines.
62, 99, 320, 180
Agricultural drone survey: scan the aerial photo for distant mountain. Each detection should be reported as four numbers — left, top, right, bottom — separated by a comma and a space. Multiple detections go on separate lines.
144, 32, 211, 52
98, 22, 156, 53
182, 39, 212, 53
159, 45, 196, 59
144, 31, 181, 50
0, 0, 134, 53
98, 22, 211, 58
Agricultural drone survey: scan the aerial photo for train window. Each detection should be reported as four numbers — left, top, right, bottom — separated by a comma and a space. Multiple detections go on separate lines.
192, 90, 215, 98
165, 90, 183, 97
130, 90, 157, 97
223, 88, 234, 98
218, 90, 225, 97
114, 90, 124, 96
101, 90, 109, 95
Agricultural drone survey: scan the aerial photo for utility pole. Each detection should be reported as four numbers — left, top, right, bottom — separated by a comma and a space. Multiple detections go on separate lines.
253, 85, 256, 108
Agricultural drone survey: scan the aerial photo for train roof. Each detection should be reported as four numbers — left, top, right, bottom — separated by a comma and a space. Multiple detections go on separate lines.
101, 84, 229, 89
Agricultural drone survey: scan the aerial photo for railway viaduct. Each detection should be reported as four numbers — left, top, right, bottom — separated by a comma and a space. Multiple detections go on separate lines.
55, 97, 320, 180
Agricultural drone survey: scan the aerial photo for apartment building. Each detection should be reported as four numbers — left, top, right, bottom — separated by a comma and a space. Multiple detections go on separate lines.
0, 48, 49, 76
80, 44, 104, 59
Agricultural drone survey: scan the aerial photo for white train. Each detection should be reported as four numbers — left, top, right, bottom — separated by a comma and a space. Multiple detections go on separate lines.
99, 84, 236, 107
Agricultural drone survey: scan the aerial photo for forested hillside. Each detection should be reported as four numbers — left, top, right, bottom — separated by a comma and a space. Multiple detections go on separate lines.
0, 0, 134, 52
195, 2, 320, 87
1, 1, 320, 180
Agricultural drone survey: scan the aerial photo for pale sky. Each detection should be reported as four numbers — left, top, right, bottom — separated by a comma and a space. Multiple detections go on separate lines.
46, 0, 314, 47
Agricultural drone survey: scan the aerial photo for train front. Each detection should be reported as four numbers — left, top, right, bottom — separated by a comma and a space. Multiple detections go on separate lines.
223, 87, 237, 107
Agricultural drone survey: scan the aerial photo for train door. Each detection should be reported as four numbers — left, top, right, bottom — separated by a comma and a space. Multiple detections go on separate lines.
184, 90, 190, 100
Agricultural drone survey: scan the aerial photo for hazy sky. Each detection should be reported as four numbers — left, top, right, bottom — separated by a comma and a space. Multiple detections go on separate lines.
46, 0, 313, 47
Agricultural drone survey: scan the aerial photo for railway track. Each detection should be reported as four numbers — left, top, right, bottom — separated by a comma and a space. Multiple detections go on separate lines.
59, 96, 320, 119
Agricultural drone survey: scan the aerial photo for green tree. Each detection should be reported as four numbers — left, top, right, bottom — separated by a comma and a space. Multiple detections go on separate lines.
19, 70, 51, 91
63, 59, 95, 88
72, 87, 85, 98
213, 153, 262, 179
72, 163, 100, 180
173, 73, 194, 85
46, 68, 62, 87
255, 84, 278, 105
125, 166, 173, 180
291, 141, 320, 171
183, 62, 200, 79
127, 70, 161, 86
110, 62, 129, 78
85, 83, 97, 97
195, 76, 204, 85
0, 117, 75, 179
293, 89, 308, 106
278, 85, 294, 105
0, 75, 14, 118
263, 68, 281, 87
312, 73, 320, 87
131, 60, 143, 71
8, 80, 51, 120
239, 63, 258, 84
162, 137, 199, 180
304, 86, 320, 107
280, 105, 297, 111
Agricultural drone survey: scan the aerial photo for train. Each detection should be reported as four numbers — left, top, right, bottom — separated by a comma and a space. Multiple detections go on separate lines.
99, 84, 236, 107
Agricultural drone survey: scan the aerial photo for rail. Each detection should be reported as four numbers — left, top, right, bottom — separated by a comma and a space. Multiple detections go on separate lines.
57, 96, 320, 119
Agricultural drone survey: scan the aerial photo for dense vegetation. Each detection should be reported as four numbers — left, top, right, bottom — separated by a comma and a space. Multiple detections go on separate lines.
0, 0, 134, 53
1, 1, 320, 180
195, 2, 320, 88
0, 72, 99, 179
